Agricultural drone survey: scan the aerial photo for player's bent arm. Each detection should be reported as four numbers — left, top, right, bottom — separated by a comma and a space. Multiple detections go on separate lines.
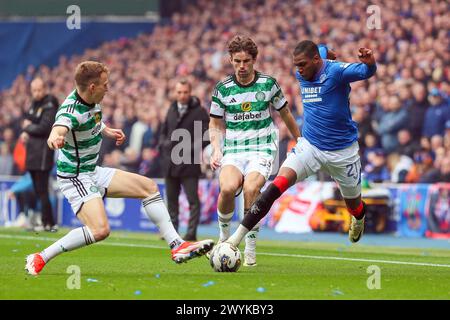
47, 125, 69, 150
341, 48, 377, 83
209, 116, 225, 170
341, 63, 377, 83
101, 124, 116, 139
279, 105, 301, 140
102, 124, 126, 146
209, 117, 225, 153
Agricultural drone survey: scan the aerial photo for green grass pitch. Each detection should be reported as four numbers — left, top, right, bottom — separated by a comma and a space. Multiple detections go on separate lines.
0, 228, 449, 300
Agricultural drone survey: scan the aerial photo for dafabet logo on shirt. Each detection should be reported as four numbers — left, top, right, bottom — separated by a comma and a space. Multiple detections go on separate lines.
241, 102, 252, 112
94, 113, 102, 123
234, 102, 262, 121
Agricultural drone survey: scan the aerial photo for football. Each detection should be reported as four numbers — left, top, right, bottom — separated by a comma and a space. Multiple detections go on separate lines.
209, 242, 242, 272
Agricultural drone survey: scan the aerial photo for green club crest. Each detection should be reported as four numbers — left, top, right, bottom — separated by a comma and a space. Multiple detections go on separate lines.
273, 96, 281, 105
255, 91, 265, 102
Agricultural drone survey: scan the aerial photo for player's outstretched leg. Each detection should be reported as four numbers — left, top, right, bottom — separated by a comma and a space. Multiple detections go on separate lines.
243, 220, 260, 267
241, 172, 266, 267
25, 225, 97, 275
25, 198, 106, 275
206, 166, 243, 260
347, 200, 366, 243
217, 166, 243, 242
107, 169, 214, 263
227, 174, 293, 248
142, 192, 214, 263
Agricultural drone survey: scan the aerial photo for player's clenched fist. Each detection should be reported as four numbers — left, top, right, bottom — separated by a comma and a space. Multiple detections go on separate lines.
357, 48, 375, 65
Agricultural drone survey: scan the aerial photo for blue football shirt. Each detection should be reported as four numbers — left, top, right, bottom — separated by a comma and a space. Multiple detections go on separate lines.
296, 60, 377, 150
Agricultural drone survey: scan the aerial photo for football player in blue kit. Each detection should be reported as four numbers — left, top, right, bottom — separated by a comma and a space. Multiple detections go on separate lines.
225, 40, 377, 248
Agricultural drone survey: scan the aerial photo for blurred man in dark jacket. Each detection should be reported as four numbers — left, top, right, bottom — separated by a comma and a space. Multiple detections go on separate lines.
422, 89, 450, 139
20, 78, 58, 231
159, 80, 209, 241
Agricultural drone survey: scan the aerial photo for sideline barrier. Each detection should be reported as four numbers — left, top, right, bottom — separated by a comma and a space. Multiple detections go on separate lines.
0, 175, 448, 238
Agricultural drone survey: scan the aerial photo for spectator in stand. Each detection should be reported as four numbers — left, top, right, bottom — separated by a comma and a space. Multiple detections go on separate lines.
397, 129, 420, 159
438, 156, 450, 182
0, 0, 447, 185
375, 95, 409, 153
363, 149, 390, 183
353, 105, 373, 151
361, 132, 379, 168
387, 153, 413, 183
444, 120, 450, 150
1, 128, 16, 156
409, 82, 429, 143
0, 142, 14, 175
6, 172, 38, 229
128, 107, 149, 155
398, 82, 415, 110
420, 136, 432, 153
138, 147, 162, 178
406, 150, 436, 183
422, 89, 450, 139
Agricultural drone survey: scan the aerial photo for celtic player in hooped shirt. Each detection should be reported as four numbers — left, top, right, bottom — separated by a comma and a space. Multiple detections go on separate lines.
209, 35, 300, 266
25, 61, 214, 275
226, 40, 377, 250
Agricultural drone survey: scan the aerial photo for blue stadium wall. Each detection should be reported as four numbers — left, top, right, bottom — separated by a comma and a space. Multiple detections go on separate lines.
0, 21, 156, 90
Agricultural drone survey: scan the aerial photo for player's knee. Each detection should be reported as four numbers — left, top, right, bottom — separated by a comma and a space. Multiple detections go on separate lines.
142, 178, 159, 198
92, 226, 110, 241
243, 185, 260, 199
220, 183, 239, 198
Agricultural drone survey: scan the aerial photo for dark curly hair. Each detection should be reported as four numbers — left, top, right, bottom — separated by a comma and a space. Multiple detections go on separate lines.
227, 35, 258, 59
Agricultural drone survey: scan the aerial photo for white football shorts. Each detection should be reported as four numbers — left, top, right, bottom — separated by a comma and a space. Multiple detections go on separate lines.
57, 166, 117, 214
220, 151, 274, 181
282, 137, 362, 199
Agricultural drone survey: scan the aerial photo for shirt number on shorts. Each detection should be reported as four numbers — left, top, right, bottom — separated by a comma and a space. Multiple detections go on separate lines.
346, 161, 361, 181
259, 158, 271, 169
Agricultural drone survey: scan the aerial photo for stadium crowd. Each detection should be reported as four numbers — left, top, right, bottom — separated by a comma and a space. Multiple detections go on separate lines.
0, 0, 449, 184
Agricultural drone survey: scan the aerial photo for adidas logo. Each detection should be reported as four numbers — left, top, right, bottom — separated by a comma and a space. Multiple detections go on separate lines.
230, 98, 237, 103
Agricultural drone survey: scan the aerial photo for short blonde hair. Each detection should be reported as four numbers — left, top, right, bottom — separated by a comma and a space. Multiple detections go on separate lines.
75, 61, 109, 91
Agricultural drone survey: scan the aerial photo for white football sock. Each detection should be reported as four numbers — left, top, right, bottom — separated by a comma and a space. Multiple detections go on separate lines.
218, 211, 234, 242
143, 192, 183, 249
245, 221, 261, 253
40, 226, 95, 263
227, 224, 249, 247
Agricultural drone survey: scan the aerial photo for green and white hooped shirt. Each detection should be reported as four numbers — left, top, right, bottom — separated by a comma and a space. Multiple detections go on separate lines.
53, 90, 105, 178
210, 72, 287, 156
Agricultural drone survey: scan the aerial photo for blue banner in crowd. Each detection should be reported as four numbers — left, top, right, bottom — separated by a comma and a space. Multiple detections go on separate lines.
397, 184, 429, 237
0, 178, 18, 225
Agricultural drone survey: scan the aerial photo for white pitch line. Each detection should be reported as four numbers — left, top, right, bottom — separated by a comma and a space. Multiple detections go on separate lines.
259, 252, 450, 268
0, 233, 166, 250
2, 233, 450, 269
